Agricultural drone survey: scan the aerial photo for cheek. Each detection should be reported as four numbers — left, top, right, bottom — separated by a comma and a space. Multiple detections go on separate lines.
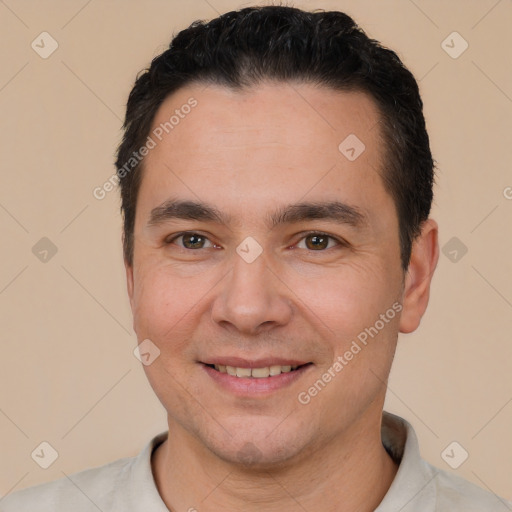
284, 258, 397, 337
131, 264, 202, 343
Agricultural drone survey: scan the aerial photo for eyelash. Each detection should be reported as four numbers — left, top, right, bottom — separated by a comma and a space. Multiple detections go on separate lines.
165, 231, 346, 252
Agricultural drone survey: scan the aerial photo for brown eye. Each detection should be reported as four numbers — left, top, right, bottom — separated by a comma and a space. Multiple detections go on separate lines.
182, 233, 206, 249
305, 234, 328, 250
297, 233, 339, 251
169, 233, 214, 250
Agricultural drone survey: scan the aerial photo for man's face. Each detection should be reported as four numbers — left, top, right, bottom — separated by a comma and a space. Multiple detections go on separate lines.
126, 83, 407, 466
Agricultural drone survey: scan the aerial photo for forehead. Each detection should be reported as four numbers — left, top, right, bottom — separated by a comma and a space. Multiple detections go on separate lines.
137, 82, 392, 229
150, 81, 382, 154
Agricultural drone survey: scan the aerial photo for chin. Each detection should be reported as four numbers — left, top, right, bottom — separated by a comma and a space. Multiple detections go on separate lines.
200, 418, 310, 470
216, 441, 298, 471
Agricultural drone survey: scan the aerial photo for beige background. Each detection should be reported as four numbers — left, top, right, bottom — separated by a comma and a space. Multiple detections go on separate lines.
0, 0, 511, 503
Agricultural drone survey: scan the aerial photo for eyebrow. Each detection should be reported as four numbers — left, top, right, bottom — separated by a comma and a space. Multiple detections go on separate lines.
147, 198, 367, 230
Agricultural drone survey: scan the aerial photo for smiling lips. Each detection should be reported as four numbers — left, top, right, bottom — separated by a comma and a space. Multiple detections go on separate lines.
202, 359, 313, 395
203, 359, 312, 378
213, 364, 299, 378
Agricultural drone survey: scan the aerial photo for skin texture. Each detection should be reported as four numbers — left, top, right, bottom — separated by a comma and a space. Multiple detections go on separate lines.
124, 82, 439, 511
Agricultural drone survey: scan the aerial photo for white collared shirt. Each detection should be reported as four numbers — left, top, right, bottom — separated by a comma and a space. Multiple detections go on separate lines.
1, 411, 509, 511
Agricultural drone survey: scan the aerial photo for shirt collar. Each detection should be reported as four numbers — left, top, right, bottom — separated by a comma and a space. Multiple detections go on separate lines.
135, 411, 438, 511
376, 411, 438, 511
129, 431, 169, 510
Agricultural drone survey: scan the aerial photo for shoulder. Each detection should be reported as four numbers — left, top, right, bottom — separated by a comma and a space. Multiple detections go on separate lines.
431, 464, 511, 511
380, 412, 510, 511
0, 455, 135, 512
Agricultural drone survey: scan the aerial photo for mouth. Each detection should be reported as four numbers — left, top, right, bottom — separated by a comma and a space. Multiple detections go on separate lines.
204, 363, 312, 378
201, 360, 313, 396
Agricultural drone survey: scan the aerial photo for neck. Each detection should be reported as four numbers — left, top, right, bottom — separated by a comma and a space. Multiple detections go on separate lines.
152, 410, 399, 512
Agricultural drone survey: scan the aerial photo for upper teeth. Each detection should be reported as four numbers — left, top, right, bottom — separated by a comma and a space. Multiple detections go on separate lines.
214, 365, 298, 378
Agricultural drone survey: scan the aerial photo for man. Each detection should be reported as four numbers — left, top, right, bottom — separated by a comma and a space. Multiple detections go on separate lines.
2, 5, 509, 511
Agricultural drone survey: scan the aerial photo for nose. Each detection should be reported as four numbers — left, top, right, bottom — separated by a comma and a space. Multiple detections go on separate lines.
211, 248, 293, 336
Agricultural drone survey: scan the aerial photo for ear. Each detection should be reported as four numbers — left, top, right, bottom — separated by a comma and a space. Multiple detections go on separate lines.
122, 232, 135, 313
399, 218, 439, 334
